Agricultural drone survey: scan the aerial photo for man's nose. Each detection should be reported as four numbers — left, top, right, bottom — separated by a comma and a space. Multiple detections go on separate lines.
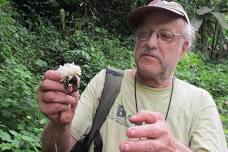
146, 32, 158, 48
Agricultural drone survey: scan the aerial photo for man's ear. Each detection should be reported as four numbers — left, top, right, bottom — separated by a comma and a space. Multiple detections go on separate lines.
180, 40, 190, 58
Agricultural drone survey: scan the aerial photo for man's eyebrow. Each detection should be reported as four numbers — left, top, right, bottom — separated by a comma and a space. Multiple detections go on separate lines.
137, 26, 152, 31
138, 26, 172, 32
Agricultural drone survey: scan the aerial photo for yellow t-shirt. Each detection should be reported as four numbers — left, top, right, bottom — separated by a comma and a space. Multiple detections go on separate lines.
70, 69, 227, 152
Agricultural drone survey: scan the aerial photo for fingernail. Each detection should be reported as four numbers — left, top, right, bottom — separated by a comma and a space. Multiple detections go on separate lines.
124, 143, 129, 151
130, 115, 136, 119
130, 128, 136, 135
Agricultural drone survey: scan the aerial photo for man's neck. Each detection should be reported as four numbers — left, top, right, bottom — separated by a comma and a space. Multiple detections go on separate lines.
130, 69, 174, 88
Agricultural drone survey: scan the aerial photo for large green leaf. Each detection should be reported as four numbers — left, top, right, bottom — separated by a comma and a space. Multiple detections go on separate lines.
0, 130, 11, 142
21, 135, 35, 142
0, 143, 13, 150
0, 0, 7, 7
197, 6, 214, 15
35, 59, 48, 68
9, 130, 19, 137
191, 17, 203, 31
211, 12, 228, 30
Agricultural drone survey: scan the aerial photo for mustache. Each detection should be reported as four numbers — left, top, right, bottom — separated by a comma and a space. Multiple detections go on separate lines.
139, 47, 160, 59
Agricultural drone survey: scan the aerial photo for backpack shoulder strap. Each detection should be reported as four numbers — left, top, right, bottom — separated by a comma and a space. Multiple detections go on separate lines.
86, 67, 124, 148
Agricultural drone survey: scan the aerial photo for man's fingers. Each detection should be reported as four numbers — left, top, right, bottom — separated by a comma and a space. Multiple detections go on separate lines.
44, 70, 61, 81
47, 113, 59, 123
127, 122, 166, 139
71, 90, 80, 99
41, 70, 81, 93
119, 139, 171, 152
38, 70, 81, 125
42, 91, 76, 105
129, 110, 164, 124
39, 102, 70, 116
127, 111, 166, 139
39, 79, 68, 93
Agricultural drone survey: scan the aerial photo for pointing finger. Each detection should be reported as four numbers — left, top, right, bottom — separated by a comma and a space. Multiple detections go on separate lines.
129, 110, 164, 124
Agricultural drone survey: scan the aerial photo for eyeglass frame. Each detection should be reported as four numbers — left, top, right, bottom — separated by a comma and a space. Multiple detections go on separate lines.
136, 29, 182, 44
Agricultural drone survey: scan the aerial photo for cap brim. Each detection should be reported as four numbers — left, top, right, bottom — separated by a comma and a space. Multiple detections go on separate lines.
128, 6, 186, 27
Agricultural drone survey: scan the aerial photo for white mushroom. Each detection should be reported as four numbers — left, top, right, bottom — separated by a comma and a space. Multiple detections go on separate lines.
57, 62, 81, 88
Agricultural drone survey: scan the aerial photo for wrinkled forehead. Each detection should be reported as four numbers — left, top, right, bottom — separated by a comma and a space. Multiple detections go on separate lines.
138, 10, 186, 29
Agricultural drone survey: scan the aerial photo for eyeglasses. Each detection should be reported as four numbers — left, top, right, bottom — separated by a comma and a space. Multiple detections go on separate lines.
136, 30, 182, 44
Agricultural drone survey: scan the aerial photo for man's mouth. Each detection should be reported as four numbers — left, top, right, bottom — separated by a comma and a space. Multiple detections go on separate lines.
140, 53, 157, 59
139, 53, 162, 65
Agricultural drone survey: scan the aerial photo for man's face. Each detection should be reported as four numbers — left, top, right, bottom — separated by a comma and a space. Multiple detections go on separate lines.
134, 11, 189, 80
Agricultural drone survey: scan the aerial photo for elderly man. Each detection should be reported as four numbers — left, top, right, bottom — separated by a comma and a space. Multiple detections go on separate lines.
38, 0, 227, 152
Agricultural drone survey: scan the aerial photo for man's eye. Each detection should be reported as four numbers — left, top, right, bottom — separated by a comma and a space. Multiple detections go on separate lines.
159, 31, 172, 40
138, 32, 150, 39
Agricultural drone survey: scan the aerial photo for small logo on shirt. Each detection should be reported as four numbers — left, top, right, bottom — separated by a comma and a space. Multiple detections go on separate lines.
107, 103, 133, 127
117, 105, 126, 118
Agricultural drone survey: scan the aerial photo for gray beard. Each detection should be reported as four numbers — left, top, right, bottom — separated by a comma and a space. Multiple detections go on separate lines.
135, 55, 175, 86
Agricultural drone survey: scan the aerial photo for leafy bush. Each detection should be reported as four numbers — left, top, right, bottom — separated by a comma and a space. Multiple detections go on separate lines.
62, 27, 135, 89
0, 57, 44, 151
0, 0, 7, 7
0, 124, 42, 151
0, 57, 39, 127
0, 4, 45, 151
176, 52, 228, 98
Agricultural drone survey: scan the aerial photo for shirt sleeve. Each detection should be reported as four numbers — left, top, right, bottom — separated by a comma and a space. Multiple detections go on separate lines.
70, 69, 106, 141
189, 90, 228, 152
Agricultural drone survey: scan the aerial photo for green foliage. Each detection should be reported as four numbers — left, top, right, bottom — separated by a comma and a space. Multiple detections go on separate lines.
13, 0, 228, 60
0, 58, 39, 127
13, 0, 149, 35
0, 124, 42, 151
0, 58, 43, 151
43, 26, 135, 89
0, 0, 7, 7
181, 0, 228, 60
0, 5, 46, 151
176, 52, 228, 98
64, 27, 135, 88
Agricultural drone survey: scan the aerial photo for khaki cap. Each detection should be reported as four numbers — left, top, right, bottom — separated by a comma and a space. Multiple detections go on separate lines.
128, 0, 190, 27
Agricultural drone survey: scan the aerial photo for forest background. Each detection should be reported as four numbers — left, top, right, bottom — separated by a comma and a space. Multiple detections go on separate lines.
0, 0, 227, 151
